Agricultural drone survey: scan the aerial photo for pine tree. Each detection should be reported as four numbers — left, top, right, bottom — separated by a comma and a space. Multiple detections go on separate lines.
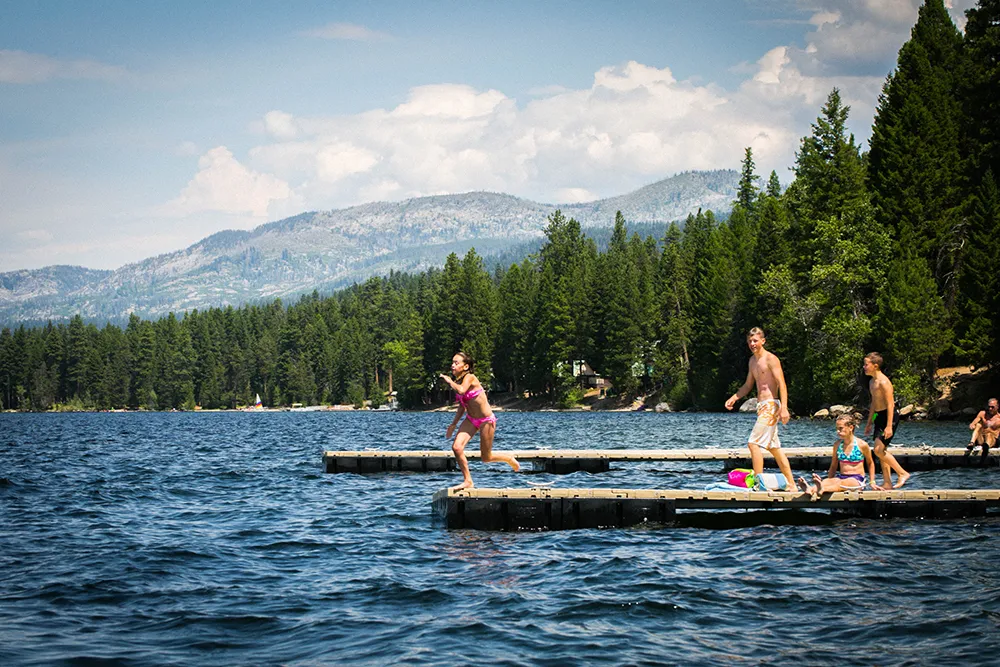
785, 89, 869, 282
955, 170, 1000, 366
426, 253, 464, 380
656, 222, 693, 406
868, 0, 965, 306
531, 211, 580, 398
878, 249, 952, 401
594, 213, 642, 394
0, 328, 15, 410
494, 259, 538, 394
964, 0, 1000, 178
766, 171, 782, 198
684, 211, 737, 407
458, 249, 498, 381
777, 90, 890, 408
736, 147, 760, 211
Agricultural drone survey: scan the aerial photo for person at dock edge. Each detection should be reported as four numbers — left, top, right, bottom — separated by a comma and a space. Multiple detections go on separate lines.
439, 352, 519, 491
724, 327, 796, 491
966, 397, 1000, 462
863, 352, 910, 488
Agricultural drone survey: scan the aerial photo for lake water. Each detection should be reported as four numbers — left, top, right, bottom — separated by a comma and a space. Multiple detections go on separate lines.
1, 411, 998, 666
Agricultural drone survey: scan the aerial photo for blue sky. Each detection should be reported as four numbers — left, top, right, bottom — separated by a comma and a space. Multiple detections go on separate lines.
0, 0, 974, 272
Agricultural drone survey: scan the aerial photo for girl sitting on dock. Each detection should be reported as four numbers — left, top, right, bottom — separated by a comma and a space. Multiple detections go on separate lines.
440, 352, 519, 491
798, 414, 881, 497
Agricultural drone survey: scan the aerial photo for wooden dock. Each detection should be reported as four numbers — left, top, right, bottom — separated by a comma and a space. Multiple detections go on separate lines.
324, 447, 998, 474
432, 487, 1000, 530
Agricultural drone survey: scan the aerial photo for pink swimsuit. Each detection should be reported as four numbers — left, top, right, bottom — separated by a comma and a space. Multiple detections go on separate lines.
456, 388, 497, 430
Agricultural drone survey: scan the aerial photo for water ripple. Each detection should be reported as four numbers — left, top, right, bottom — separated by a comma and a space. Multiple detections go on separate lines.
1, 411, 998, 665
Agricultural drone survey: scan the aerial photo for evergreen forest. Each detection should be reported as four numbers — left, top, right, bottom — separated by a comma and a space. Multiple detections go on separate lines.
1, 0, 997, 414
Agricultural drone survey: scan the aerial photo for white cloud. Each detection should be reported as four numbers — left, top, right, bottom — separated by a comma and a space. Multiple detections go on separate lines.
0, 49, 126, 84
315, 142, 379, 182
263, 110, 299, 140
556, 188, 598, 204
161, 146, 292, 218
788, 0, 970, 73
303, 22, 391, 41
163, 1, 969, 224
391, 84, 507, 119
234, 61, 805, 208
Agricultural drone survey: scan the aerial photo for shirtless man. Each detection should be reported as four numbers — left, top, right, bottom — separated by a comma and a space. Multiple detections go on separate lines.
725, 327, 795, 490
966, 397, 999, 461
863, 352, 910, 488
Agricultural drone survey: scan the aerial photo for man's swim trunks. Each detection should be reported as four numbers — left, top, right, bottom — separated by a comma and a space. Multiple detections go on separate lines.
748, 399, 782, 450
872, 410, 897, 447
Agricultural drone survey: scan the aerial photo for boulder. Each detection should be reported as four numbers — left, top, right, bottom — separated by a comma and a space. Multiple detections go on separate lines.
898, 404, 915, 417
933, 398, 950, 414
739, 398, 758, 413
961, 407, 978, 417
813, 408, 831, 419
654, 402, 671, 413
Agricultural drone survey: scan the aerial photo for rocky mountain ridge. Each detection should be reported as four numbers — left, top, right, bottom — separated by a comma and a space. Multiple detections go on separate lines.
0, 170, 738, 326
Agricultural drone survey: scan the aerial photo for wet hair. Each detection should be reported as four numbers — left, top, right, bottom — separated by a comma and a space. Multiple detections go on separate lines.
747, 327, 765, 339
835, 413, 857, 429
455, 351, 474, 372
864, 351, 883, 368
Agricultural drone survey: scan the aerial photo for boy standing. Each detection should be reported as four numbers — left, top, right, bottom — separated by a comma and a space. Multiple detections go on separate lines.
863, 352, 909, 488
725, 327, 795, 490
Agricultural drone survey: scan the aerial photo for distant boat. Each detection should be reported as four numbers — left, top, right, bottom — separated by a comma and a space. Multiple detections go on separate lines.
244, 394, 264, 412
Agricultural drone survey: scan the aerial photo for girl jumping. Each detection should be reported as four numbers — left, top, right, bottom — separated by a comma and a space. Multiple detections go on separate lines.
439, 352, 519, 491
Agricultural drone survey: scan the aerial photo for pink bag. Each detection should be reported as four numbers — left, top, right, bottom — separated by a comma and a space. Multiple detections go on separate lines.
727, 468, 755, 488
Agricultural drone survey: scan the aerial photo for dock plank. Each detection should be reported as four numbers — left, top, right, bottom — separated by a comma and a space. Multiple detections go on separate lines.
431, 487, 1000, 530
324, 447, 998, 473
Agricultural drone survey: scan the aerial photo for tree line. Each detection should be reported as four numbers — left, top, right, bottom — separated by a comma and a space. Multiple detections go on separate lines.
0, 0, 997, 414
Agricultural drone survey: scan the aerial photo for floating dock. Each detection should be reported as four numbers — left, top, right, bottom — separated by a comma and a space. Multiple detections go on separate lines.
324, 447, 998, 474
431, 487, 1000, 531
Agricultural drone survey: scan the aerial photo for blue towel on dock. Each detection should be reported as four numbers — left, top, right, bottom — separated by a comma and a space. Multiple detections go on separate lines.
704, 482, 752, 491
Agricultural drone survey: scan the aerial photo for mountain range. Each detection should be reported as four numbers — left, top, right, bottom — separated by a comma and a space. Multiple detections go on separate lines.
0, 169, 739, 326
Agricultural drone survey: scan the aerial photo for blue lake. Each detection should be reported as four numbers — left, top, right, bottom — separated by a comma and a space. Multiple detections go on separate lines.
1, 411, 998, 665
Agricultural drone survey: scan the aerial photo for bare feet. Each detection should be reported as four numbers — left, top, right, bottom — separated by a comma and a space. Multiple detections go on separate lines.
796, 476, 818, 498
449, 480, 474, 492
893, 472, 910, 489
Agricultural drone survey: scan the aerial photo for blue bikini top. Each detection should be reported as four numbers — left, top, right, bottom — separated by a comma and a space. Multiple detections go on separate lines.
837, 439, 864, 463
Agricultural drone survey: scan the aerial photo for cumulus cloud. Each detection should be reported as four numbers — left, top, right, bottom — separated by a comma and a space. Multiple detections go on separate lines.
0, 49, 126, 84
786, 0, 971, 75
161, 146, 292, 218
232, 60, 805, 208
163, 0, 972, 218
303, 22, 391, 41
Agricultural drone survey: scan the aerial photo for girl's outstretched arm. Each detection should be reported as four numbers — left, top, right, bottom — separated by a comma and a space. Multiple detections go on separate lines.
439, 373, 477, 395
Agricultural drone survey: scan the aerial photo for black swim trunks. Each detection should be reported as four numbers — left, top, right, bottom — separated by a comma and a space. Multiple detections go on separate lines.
872, 410, 898, 447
